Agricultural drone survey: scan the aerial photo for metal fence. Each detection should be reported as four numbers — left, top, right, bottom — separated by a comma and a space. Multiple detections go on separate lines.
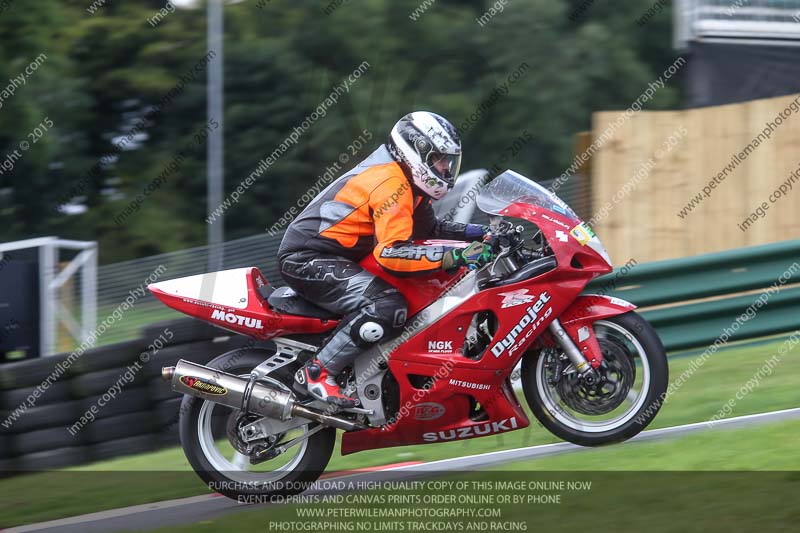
90, 232, 284, 349
675, 0, 800, 48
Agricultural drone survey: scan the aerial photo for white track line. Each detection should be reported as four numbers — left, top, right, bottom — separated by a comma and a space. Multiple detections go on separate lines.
342, 406, 800, 474
8, 407, 800, 533
3, 494, 225, 532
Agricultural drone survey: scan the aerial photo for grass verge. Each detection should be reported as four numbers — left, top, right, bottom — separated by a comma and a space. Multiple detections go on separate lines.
1, 334, 797, 527
144, 419, 800, 533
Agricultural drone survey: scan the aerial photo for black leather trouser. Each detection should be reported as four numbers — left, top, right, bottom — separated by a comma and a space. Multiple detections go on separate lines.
279, 250, 407, 374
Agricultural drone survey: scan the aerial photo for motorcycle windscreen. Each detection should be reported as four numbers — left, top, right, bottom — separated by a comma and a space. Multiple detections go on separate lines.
476, 169, 578, 221
478, 170, 613, 266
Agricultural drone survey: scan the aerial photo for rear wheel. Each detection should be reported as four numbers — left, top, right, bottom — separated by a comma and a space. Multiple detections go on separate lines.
179, 349, 335, 499
522, 311, 668, 446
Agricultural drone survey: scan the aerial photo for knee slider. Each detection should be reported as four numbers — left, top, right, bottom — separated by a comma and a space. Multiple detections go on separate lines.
350, 317, 388, 348
350, 289, 407, 348
359, 321, 385, 343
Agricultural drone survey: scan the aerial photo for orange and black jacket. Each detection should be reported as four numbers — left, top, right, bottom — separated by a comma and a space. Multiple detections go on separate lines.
278, 145, 476, 276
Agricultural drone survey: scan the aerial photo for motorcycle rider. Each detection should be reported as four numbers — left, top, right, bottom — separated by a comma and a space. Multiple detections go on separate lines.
278, 111, 493, 407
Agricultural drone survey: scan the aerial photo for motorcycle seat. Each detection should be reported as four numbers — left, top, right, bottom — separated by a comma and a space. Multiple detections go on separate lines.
264, 286, 341, 320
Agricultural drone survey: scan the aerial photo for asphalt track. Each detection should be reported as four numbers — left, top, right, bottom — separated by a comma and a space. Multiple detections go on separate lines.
8, 407, 800, 533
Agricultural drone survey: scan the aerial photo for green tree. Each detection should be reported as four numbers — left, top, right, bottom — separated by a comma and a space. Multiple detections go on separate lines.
1, 0, 680, 263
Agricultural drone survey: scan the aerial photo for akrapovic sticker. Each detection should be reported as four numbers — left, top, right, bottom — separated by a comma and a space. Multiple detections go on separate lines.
180, 376, 227, 396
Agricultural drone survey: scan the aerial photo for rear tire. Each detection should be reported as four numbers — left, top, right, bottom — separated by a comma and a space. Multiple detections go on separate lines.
522, 311, 668, 446
179, 348, 335, 500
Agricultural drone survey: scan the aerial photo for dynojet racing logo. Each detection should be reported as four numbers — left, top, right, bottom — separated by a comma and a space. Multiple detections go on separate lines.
491, 291, 552, 358
180, 375, 227, 396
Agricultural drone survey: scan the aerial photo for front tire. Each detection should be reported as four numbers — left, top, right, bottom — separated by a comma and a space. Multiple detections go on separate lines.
522, 311, 668, 446
179, 348, 336, 499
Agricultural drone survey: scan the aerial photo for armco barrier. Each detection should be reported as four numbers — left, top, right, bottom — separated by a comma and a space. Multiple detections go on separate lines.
0, 318, 272, 475
585, 238, 800, 351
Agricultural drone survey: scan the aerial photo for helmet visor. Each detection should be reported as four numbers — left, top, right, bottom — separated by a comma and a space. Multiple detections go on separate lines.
426, 152, 462, 188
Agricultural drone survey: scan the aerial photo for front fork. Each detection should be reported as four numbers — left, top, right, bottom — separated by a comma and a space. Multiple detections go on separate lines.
548, 294, 637, 382
548, 318, 604, 383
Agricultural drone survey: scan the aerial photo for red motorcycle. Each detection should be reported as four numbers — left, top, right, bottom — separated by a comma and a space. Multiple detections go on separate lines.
151, 170, 668, 499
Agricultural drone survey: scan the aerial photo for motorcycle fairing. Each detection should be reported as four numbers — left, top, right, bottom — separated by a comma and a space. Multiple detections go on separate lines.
340, 263, 582, 454
342, 204, 630, 454
342, 358, 528, 455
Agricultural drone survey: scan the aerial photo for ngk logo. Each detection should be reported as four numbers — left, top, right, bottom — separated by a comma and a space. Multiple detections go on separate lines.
428, 340, 453, 353
211, 309, 263, 329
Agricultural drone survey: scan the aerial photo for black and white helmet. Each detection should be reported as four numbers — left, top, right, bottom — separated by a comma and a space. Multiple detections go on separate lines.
388, 111, 462, 200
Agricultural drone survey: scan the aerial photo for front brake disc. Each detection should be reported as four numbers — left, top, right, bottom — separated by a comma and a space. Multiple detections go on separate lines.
556, 337, 634, 415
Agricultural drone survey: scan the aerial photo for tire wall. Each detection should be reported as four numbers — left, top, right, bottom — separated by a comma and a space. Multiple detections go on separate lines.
0, 318, 266, 476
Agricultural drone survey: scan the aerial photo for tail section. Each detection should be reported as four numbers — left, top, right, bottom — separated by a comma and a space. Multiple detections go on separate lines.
148, 267, 337, 339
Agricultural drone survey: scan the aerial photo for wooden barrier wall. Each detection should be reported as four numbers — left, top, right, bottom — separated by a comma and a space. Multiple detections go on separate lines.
589, 92, 800, 264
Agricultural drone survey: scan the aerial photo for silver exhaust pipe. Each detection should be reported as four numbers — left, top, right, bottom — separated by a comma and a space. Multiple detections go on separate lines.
164, 359, 363, 431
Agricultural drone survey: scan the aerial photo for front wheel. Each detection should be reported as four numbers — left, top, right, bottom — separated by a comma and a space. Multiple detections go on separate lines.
179, 349, 336, 499
522, 311, 668, 446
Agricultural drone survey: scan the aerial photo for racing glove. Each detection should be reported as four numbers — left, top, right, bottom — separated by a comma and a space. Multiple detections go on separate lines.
442, 242, 494, 273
